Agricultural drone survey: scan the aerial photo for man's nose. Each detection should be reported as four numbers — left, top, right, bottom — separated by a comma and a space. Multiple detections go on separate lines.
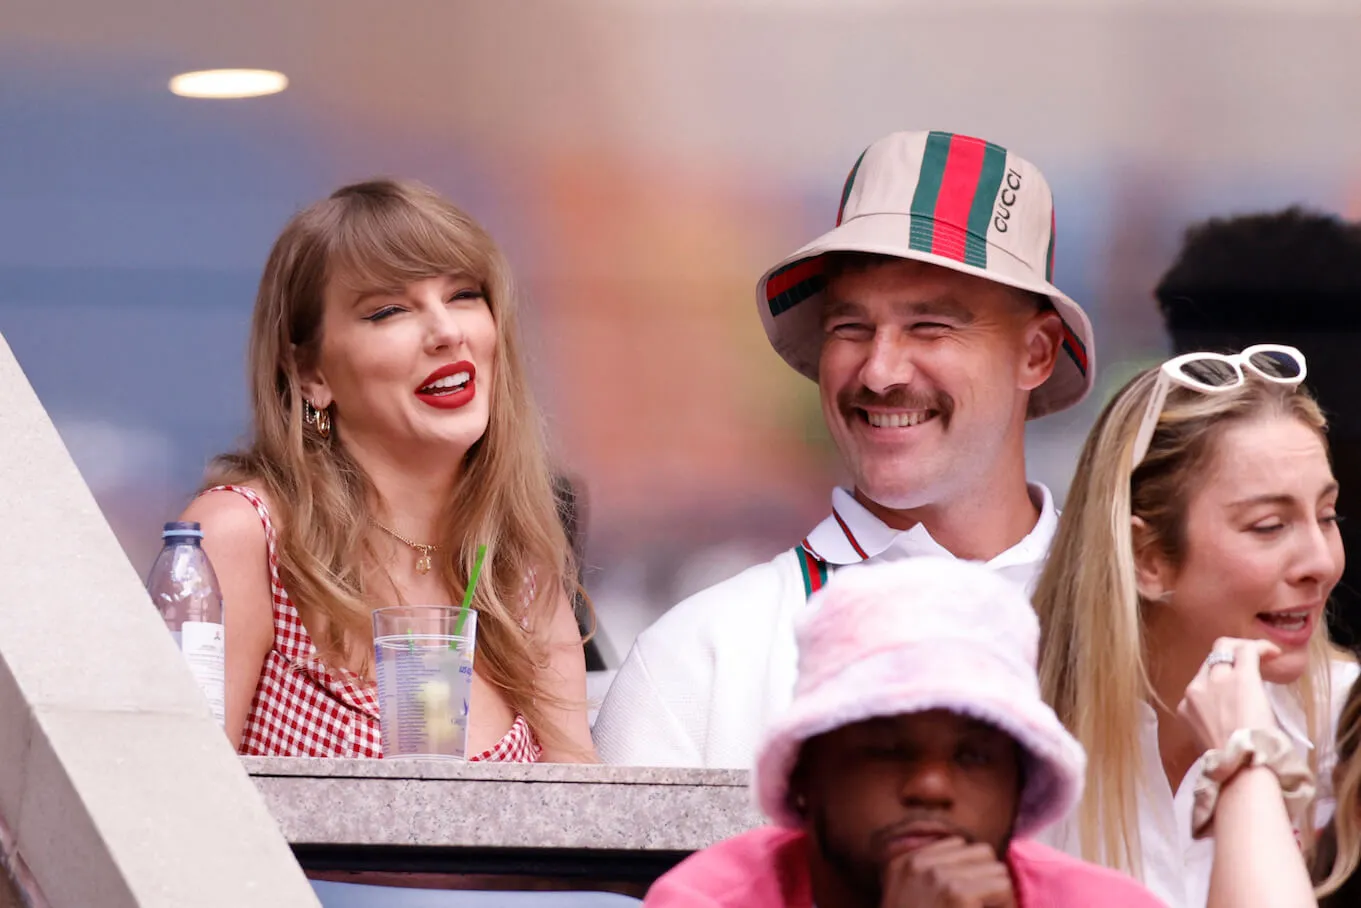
858, 330, 915, 395
899, 759, 955, 808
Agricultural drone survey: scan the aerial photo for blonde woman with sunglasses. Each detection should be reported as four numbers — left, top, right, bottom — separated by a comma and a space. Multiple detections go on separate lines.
1033, 345, 1358, 907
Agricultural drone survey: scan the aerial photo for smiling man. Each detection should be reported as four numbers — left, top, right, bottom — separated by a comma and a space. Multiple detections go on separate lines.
593, 130, 1096, 768
644, 560, 1162, 908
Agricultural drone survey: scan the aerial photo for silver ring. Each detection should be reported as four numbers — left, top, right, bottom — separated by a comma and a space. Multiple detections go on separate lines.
1205, 650, 1237, 670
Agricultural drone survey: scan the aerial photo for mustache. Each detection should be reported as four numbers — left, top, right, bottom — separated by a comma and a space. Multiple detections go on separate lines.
840, 387, 953, 416
867, 812, 977, 860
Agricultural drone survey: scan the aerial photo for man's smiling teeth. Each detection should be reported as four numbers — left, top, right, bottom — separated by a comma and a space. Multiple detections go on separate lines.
866, 411, 932, 428
1260, 610, 1309, 631
420, 372, 470, 394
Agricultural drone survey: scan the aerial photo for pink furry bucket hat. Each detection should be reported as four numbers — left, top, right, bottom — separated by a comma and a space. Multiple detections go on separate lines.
753, 558, 1085, 839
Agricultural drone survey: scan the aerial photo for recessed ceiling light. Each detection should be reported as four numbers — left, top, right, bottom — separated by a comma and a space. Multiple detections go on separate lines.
169, 69, 288, 99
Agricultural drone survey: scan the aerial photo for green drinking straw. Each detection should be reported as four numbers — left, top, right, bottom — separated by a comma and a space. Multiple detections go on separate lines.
452, 544, 486, 640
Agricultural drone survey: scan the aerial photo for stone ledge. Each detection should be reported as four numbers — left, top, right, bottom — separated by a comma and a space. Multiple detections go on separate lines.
245, 758, 763, 852
244, 756, 747, 786
0, 331, 322, 908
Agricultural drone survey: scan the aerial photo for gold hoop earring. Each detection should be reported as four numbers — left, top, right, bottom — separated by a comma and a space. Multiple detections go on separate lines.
304, 400, 332, 440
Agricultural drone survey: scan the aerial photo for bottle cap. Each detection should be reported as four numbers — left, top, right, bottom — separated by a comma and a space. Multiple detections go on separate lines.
161, 521, 204, 541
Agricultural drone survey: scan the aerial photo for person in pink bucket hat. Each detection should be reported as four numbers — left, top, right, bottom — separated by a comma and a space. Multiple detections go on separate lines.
644, 559, 1164, 908
595, 131, 1097, 768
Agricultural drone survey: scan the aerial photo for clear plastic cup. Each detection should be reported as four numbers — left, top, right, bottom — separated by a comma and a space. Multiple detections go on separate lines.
372, 606, 476, 760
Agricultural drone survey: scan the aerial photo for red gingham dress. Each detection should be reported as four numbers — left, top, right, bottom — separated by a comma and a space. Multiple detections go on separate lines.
209, 485, 541, 762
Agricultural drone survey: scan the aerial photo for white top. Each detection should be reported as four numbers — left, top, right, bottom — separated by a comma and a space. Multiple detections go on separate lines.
592, 485, 1059, 768
1038, 657, 1360, 908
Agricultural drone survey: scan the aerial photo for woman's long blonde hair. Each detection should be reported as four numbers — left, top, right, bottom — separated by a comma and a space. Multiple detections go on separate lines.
1318, 673, 1361, 896
1034, 365, 1336, 877
208, 178, 587, 752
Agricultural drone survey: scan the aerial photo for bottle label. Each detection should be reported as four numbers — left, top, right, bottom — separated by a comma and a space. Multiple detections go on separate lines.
181, 621, 226, 727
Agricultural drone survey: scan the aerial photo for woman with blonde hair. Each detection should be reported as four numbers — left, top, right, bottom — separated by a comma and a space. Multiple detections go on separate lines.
1314, 666, 1361, 903
179, 178, 595, 763
1033, 346, 1357, 906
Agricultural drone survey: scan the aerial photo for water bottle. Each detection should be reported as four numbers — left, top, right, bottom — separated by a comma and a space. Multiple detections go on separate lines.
147, 521, 226, 726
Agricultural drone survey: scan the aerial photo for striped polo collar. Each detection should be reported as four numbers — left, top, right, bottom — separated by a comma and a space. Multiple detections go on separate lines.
800, 484, 1057, 567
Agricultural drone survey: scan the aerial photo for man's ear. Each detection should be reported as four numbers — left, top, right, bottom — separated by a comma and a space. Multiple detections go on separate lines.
1131, 515, 1173, 602
1017, 308, 1062, 393
292, 343, 332, 409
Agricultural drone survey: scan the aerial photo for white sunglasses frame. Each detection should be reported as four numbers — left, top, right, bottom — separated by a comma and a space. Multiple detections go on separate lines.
1130, 344, 1308, 469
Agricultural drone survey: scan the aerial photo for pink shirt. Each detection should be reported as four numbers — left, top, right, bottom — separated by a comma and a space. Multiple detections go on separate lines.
645, 826, 1167, 908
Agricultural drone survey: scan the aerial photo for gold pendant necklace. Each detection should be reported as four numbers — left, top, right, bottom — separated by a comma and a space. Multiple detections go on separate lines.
371, 519, 439, 574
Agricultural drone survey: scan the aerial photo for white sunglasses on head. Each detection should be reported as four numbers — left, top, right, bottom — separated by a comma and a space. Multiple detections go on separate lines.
1130, 344, 1307, 468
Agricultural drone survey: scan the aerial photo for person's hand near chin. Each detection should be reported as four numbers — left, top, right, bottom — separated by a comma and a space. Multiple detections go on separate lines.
1178, 637, 1316, 908
880, 837, 1016, 908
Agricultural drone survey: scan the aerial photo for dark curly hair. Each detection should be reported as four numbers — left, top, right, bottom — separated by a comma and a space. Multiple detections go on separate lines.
1156, 207, 1361, 334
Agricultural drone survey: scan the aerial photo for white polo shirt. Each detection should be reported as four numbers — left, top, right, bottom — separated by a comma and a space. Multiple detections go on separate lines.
592, 484, 1058, 768
1038, 657, 1359, 908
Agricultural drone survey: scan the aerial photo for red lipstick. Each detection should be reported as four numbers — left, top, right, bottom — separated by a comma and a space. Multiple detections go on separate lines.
415, 361, 476, 410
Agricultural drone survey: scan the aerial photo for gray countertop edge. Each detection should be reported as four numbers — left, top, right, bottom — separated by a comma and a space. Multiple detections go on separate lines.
241, 756, 751, 788
245, 761, 767, 851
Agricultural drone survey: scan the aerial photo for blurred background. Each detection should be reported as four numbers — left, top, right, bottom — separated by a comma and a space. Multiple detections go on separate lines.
3, 0, 1360, 665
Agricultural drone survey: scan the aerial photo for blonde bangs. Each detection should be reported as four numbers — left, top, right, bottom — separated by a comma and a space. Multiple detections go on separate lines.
323, 182, 499, 305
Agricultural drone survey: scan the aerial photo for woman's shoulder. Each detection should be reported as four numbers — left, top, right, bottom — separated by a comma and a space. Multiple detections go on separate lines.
183, 483, 279, 550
